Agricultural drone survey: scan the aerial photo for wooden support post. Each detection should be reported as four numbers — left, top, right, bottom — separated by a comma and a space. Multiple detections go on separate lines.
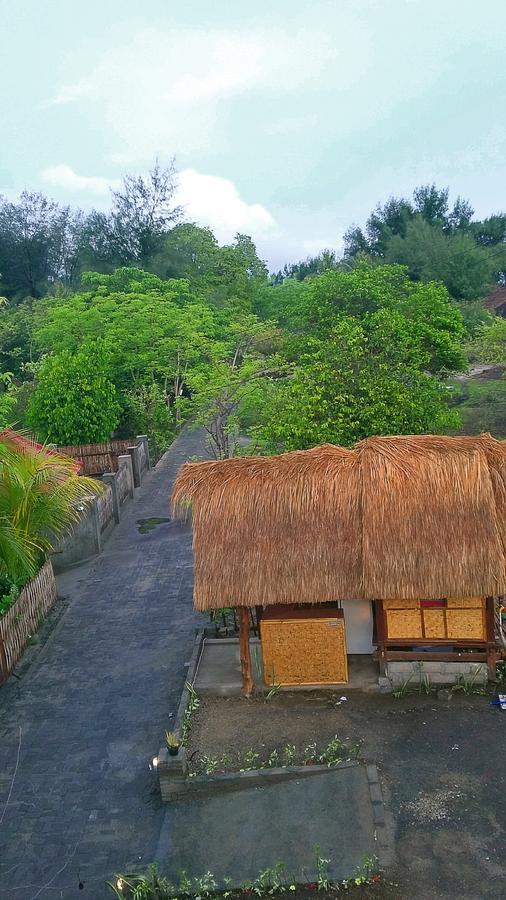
374, 599, 387, 676
239, 606, 253, 698
485, 596, 497, 680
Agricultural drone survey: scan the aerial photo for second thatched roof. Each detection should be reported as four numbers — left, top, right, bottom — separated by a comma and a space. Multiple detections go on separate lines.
171, 434, 506, 610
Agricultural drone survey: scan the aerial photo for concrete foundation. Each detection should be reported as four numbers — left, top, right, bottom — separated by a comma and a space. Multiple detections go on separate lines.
381, 660, 488, 691
194, 638, 381, 695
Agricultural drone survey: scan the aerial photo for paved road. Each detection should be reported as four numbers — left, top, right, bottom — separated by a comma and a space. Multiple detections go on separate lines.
0, 429, 206, 899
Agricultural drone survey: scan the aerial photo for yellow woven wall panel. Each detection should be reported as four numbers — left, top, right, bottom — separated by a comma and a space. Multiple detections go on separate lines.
446, 609, 485, 640
447, 597, 483, 608
423, 609, 446, 638
261, 618, 348, 685
383, 598, 419, 609
386, 608, 423, 638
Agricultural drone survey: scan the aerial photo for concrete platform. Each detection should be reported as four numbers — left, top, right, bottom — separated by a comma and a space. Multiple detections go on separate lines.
194, 638, 380, 695
162, 765, 377, 886
194, 638, 264, 695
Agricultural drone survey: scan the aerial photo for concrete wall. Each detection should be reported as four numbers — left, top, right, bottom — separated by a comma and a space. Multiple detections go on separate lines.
51, 498, 102, 572
380, 660, 488, 690
50, 453, 137, 572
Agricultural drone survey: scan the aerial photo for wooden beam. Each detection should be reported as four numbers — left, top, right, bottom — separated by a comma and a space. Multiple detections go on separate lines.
374, 650, 488, 662
239, 606, 254, 698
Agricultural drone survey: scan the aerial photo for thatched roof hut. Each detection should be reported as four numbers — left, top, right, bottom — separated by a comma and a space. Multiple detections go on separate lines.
172, 434, 506, 611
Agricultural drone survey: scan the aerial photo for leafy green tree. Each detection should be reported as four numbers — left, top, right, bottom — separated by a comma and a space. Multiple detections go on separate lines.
0, 299, 37, 376
468, 318, 506, 365
385, 217, 498, 300
252, 265, 465, 451
274, 249, 342, 283
456, 300, 494, 337
0, 192, 83, 300
152, 226, 268, 307
0, 373, 17, 428
343, 184, 505, 299
79, 161, 182, 271
187, 313, 284, 458
34, 268, 217, 393
123, 382, 174, 459
28, 344, 120, 444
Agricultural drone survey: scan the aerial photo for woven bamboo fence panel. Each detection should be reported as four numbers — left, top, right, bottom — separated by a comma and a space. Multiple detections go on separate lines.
447, 609, 485, 639
261, 617, 348, 685
385, 608, 423, 639
117, 464, 132, 504
384, 598, 486, 641
0, 561, 57, 684
423, 608, 446, 638
57, 440, 136, 476
96, 487, 114, 532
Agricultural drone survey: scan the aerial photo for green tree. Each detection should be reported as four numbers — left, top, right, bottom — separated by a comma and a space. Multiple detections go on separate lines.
28, 344, 120, 444
253, 265, 465, 451
0, 373, 17, 428
187, 313, 283, 458
123, 382, 174, 460
79, 160, 182, 271
468, 318, 506, 365
342, 184, 505, 299
385, 217, 499, 300
151, 226, 268, 307
0, 192, 83, 300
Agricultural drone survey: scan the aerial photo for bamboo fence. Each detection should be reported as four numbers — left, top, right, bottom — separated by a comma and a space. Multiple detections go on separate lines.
0, 561, 58, 685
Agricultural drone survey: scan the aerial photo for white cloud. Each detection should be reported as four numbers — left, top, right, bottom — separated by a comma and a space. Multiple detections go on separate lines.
41, 164, 120, 196
177, 169, 275, 243
47, 27, 336, 158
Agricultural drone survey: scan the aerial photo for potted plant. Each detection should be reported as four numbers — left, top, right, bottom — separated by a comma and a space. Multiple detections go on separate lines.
165, 730, 180, 756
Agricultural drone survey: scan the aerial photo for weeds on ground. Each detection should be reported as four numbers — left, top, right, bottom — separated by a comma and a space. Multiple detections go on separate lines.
392, 662, 432, 698
108, 853, 381, 898
190, 736, 362, 776
496, 660, 506, 686
451, 666, 488, 695
181, 682, 200, 745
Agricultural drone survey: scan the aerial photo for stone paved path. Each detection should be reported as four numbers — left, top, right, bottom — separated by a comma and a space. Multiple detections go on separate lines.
0, 429, 206, 899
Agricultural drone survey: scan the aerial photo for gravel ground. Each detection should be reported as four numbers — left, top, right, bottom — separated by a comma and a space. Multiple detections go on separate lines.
187, 690, 506, 900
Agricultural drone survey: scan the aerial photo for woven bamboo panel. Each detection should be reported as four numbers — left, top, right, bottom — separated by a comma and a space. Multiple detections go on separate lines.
386, 608, 423, 638
423, 608, 446, 638
261, 618, 348, 685
447, 597, 483, 608
57, 439, 136, 475
0, 561, 57, 684
446, 608, 485, 640
383, 598, 419, 609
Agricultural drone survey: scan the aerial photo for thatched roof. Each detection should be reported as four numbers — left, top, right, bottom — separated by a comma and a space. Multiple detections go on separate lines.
171, 434, 506, 610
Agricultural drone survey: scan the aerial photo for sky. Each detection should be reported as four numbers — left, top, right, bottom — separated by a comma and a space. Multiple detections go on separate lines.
1, 0, 505, 270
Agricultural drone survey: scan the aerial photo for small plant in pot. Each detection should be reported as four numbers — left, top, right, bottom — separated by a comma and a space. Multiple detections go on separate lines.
165, 730, 180, 756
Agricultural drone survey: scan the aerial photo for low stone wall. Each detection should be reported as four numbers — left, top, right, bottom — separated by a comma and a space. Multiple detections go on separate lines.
158, 751, 359, 802
51, 458, 136, 572
381, 659, 488, 690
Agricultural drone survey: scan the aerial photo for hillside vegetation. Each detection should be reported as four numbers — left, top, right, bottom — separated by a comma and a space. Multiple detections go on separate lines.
0, 166, 504, 456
